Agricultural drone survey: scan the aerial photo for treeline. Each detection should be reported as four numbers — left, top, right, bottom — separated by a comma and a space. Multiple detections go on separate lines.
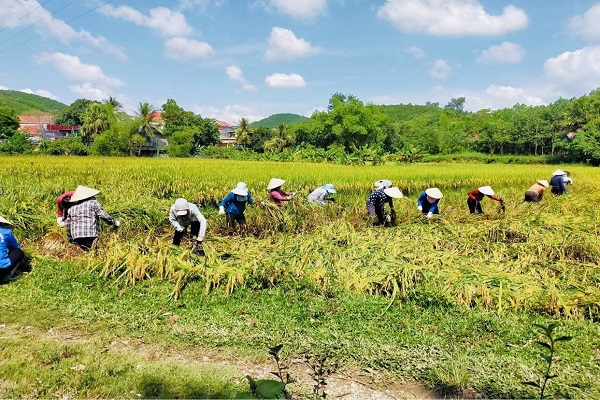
1, 89, 600, 165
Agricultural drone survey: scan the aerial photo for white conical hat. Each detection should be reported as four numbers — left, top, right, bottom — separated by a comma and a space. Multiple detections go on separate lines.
232, 182, 248, 196
478, 186, 495, 196
0, 215, 14, 229
384, 187, 403, 199
552, 169, 565, 176
267, 178, 286, 190
425, 187, 443, 199
69, 185, 101, 202
374, 179, 392, 190
537, 180, 549, 188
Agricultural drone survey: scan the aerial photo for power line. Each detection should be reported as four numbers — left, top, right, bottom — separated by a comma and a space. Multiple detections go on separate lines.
0, 0, 54, 35
0, 0, 115, 55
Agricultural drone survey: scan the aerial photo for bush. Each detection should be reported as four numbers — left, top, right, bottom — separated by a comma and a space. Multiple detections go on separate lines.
0, 132, 35, 154
38, 136, 89, 156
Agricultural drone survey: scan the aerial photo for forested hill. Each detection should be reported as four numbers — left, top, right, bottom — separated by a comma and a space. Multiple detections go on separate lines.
0, 90, 67, 114
377, 103, 444, 121
252, 113, 309, 128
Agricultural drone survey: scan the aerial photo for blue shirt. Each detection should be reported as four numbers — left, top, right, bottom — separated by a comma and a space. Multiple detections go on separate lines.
219, 191, 254, 215
0, 226, 20, 269
417, 192, 440, 214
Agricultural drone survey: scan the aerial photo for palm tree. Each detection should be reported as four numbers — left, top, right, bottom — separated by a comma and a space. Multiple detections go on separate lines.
81, 103, 112, 144
235, 117, 252, 150
104, 96, 122, 111
136, 102, 160, 140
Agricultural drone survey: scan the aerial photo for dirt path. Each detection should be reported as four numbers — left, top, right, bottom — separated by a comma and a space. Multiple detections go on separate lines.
1, 323, 441, 399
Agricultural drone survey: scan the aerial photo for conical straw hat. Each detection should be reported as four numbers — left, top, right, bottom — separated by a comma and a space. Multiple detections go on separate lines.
70, 185, 101, 202
0, 215, 14, 229
478, 186, 494, 196
267, 178, 286, 190
537, 180, 549, 188
425, 187, 443, 199
384, 187, 403, 199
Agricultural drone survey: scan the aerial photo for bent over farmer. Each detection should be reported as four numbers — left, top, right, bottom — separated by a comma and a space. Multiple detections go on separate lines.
366, 186, 403, 226
467, 186, 503, 214
0, 215, 25, 283
169, 198, 206, 255
219, 182, 254, 234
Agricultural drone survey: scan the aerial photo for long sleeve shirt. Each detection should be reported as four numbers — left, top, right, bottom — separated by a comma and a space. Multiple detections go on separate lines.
65, 199, 116, 240
168, 202, 207, 241
269, 188, 293, 206
219, 192, 254, 215
417, 192, 440, 214
56, 191, 75, 217
467, 189, 501, 202
550, 175, 567, 194
308, 187, 329, 206
366, 189, 392, 222
0, 226, 20, 269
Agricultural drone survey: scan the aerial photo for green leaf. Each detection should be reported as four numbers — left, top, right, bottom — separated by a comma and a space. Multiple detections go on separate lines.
234, 391, 258, 399
523, 381, 541, 388
541, 354, 553, 363
555, 335, 572, 342
269, 344, 284, 357
246, 375, 257, 392
535, 341, 552, 350
255, 379, 286, 399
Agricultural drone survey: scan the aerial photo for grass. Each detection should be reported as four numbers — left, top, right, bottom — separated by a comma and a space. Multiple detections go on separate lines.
0, 155, 599, 397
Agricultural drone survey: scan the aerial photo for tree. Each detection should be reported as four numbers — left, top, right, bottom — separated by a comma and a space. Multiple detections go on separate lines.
0, 132, 35, 154
55, 99, 98, 126
160, 99, 219, 155
0, 106, 19, 139
135, 102, 160, 141
235, 118, 252, 150
444, 97, 466, 113
104, 96, 122, 112
81, 103, 115, 144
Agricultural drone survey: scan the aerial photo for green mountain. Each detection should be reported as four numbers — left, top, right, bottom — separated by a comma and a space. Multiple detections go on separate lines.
0, 90, 67, 115
376, 103, 443, 122
252, 113, 308, 129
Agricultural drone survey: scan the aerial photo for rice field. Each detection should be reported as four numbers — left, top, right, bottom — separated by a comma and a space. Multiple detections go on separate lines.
2, 155, 599, 319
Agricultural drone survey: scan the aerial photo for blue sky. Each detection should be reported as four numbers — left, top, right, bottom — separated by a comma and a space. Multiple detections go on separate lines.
1, 0, 600, 124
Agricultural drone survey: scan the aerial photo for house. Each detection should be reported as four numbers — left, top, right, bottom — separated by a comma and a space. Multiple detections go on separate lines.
43, 124, 79, 141
216, 120, 236, 147
18, 114, 54, 143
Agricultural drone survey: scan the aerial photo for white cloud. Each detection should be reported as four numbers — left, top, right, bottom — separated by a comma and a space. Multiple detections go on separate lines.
226, 65, 257, 91
477, 42, 525, 64
192, 104, 264, 124
19, 88, 59, 100
430, 59, 451, 79
69, 83, 111, 102
99, 5, 193, 37
165, 37, 213, 60
0, 0, 125, 59
463, 85, 544, 111
265, 27, 319, 61
0, 85, 9, 90
544, 46, 600, 92
407, 45, 426, 60
265, 73, 307, 88
268, 0, 327, 19
569, 4, 600, 43
35, 52, 124, 87
377, 0, 527, 37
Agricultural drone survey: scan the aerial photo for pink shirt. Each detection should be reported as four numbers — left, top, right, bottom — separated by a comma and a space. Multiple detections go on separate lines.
269, 188, 293, 206
56, 191, 75, 217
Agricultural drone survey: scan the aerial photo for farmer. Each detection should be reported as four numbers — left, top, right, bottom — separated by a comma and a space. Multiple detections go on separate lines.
374, 179, 392, 190
417, 188, 443, 218
56, 189, 75, 227
169, 198, 206, 254
524, 180, 549, 202
308, 183, 336, 206
268, 178, 295, 206
550, 170, 568, 195
563, 170, 573, 185
366, 186, 403, 226
65, 185, 120, 251
467, 186, 504, 214
219, 182, 254, 234
0, 215, 25, 283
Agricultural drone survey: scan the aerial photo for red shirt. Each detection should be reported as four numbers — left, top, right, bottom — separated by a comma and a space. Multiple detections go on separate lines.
56, 191, 75, 217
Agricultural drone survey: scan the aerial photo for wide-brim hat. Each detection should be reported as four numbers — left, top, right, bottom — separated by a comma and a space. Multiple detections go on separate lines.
374, 179, 392, 190
425, 187, 443, 199
232, 182, 248, 196
384, 187, 403, 199
324, 183, 336, 194
0, 215, 14, 229
537, 180, 549, 188
267, 178, 286, 190
552, 169, 565, 176
174, 198, 189, 215
69, 185, 100, 203
478, 186, 495, 196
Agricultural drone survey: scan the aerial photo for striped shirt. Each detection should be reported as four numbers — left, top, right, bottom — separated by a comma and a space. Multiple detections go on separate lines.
66, 199, 115, 239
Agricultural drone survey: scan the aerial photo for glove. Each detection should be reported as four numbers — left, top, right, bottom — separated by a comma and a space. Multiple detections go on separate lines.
417, 206, 423, 212
114, 220, 121, 227
426, 212, 433, 219
292, 192, 296, 197
176, 227, 185, 232
193, 242, 205, 256
218, 206, 225, 215
56, 217, 66, 227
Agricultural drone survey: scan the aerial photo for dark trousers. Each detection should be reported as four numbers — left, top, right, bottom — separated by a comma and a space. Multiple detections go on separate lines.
173, 221, 200, 245
226, 213, 246, 233
0, 248, 25, 280
467, 198, 483, 214
524, 191, 540, 202
74, 237, 97, 251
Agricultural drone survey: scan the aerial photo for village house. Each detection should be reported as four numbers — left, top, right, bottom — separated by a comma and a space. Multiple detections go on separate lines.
216, 120, 236, 147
